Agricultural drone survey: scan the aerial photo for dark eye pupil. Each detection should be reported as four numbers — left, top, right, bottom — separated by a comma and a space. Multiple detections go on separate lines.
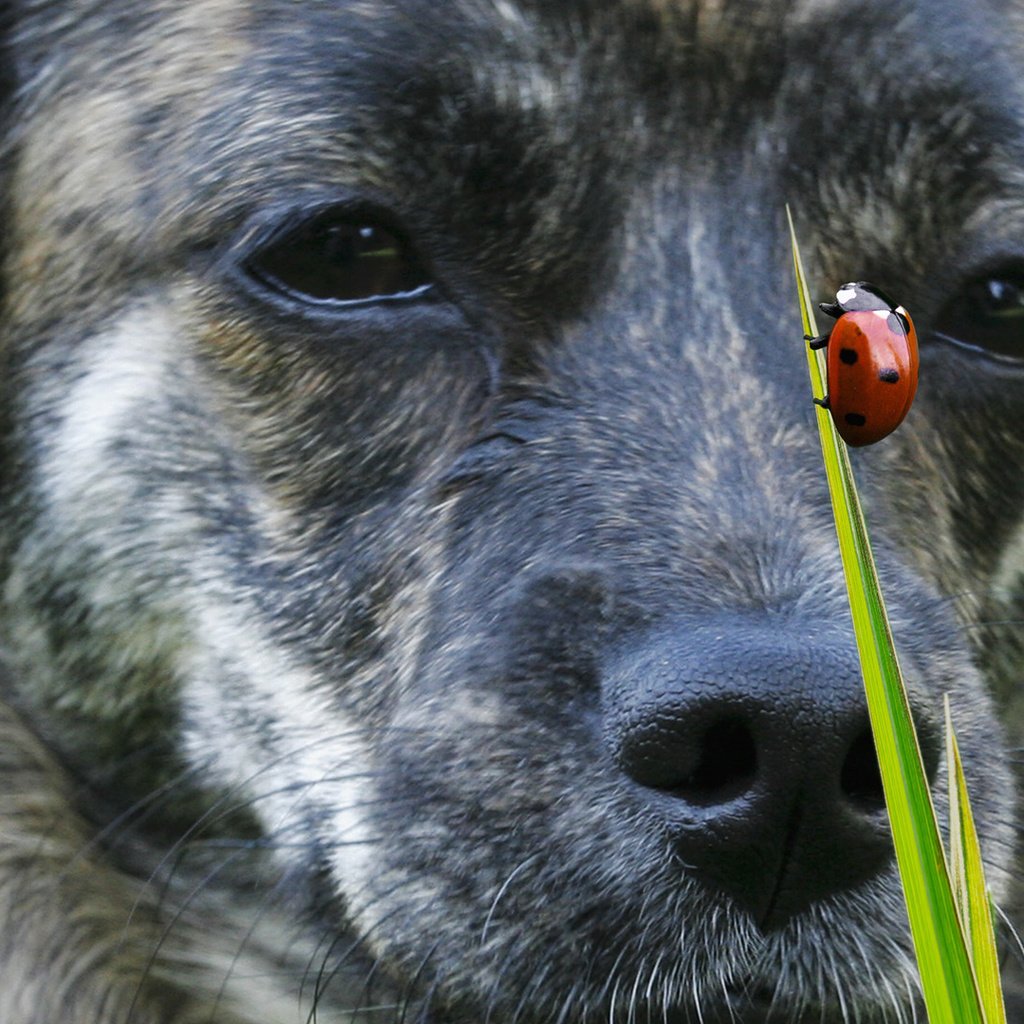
321, 223, 391, 264
247, 214, 432, 306
935, 271, 1024, 361
972, 278, 1024, 318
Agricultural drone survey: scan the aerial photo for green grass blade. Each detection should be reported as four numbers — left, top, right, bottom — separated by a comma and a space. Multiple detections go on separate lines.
945, 696, 1007, 1023
786, 206, 985, 1024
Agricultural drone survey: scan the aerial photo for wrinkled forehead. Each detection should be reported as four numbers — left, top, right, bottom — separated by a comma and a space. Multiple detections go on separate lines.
19, 0, 1022, 191
10, 0, 1024, 308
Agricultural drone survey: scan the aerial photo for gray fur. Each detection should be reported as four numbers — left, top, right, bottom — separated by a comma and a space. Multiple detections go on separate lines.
2, 1, 1024, 1021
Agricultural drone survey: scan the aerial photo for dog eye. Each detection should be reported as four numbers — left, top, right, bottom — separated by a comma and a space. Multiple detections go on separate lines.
246, 212, 433, 306
935, 272, 1024, 361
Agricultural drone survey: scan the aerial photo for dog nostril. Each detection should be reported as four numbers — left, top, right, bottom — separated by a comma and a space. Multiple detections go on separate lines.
675, 719, 757, 805
840, 728, 885, 812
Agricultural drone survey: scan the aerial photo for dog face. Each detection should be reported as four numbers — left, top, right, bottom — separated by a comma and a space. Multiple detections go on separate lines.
3, 1, 1024, 1021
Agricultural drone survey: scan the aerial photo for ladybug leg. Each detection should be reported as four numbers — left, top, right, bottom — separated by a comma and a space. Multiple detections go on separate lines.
813, 395, 831, 409
805, 333, 829, 350
818, 301, 842, 319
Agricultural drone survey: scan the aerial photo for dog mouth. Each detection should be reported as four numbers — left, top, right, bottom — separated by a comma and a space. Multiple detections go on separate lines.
715, 986, 808, 1023
420, 994, 850, 1024
657, 988, 862, 1024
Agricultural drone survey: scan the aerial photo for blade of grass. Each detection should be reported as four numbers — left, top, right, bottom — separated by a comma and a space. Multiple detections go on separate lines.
786, 205, 985, 1024
945, 696, 1007, 1023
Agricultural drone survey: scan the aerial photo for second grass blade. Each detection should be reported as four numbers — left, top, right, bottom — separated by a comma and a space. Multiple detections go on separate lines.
945, 695, 1007, 1023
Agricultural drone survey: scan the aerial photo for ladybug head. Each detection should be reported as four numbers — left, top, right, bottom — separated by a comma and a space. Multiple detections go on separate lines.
834, 281, 898, 313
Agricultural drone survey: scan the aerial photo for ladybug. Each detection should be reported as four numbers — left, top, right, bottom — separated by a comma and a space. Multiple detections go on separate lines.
806, 281, 919, 447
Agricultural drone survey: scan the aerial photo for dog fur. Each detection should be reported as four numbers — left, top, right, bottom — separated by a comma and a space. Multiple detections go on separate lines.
3, 1, 1024, 1021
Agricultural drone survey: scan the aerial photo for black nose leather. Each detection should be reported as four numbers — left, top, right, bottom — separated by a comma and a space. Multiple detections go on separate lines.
602, 617, 937, 930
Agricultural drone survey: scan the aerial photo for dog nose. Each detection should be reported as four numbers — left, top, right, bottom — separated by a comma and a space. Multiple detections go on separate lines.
602, 617, 938, 930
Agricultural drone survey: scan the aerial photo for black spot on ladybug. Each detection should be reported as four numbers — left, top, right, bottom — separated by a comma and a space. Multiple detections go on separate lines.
844, 413, 867, 426
839, 348, 859, 364
878, 368, 900, 383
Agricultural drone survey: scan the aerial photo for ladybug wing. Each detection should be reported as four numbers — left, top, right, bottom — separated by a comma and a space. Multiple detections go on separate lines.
827, 310, 917, 446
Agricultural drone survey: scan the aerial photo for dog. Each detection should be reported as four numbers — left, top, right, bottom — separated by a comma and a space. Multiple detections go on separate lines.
2, 0, 1024, 1021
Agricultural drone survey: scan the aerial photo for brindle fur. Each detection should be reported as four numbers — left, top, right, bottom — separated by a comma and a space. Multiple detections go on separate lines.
2, 1, 1024, 1021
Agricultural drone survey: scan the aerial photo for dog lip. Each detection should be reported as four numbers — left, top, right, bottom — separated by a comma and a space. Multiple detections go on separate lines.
723, 984, 777, 1016
673, 996, 782, 1024
656, 995, 779, 1024
703, 986, 855, 1024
